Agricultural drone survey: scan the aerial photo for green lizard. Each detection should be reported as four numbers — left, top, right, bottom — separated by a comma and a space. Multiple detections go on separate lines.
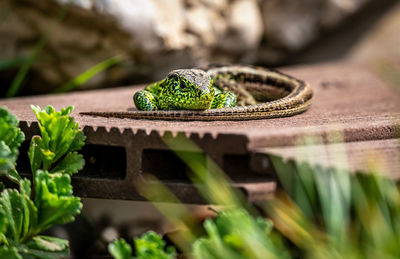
133, 69, 237, 111
81, 65, 313, 121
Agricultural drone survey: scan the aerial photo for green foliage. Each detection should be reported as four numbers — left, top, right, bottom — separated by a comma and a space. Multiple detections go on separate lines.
0, 183, 34, 242
0, 107, 24, 180
137, 136, 400, 259
193, 208, 282, 259
0, 105, 85, 258
109, 231, 176, 259
269, 156, 400, 259
134, 231, 176, 259
0, 170, 76, 258
30, 105, 86, 174
34, 170, 82, 231
54, 55, 123, 93
109, 239, 132, 259
135, 136, 289, 259
0, 246, 21, 259
21, 235, 69, 259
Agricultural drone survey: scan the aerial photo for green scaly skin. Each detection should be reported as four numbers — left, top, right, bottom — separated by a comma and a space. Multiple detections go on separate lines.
133, 69, 237, 111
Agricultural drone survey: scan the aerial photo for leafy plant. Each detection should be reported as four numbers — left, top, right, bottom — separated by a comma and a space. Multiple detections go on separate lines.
29, 105, 85, 174
126, 136, 289, 259
119, 135, 400, 259
192, 208, 282, 259
267, 157, 400, 259
109, 238, 132, 259
109, 231, 176, 259
0, 107, 24, 176
0, 105, 85, 258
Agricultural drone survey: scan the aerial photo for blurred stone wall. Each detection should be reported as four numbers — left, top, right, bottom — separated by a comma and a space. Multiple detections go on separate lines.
0, 0, 393, 94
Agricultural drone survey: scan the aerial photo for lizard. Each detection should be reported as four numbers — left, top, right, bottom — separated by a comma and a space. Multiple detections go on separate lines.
80, 65, 313, 121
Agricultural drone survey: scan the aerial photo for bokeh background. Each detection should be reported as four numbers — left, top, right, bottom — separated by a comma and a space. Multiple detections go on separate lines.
1, 0, 399, 96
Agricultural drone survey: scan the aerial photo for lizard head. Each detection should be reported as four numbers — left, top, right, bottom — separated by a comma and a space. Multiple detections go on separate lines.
161, 69, 215, 110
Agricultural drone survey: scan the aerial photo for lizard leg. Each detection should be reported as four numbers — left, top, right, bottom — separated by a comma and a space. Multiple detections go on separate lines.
133, 90, 158, 111
211, 91, 237, 108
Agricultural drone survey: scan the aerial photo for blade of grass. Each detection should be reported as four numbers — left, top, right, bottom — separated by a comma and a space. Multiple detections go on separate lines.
5, 39, 46, 98
0, 57, 30, 71
53, 55, 123, 93
162, 134, 246, 207
134, 174, 197, 253
5, 2, 71, 98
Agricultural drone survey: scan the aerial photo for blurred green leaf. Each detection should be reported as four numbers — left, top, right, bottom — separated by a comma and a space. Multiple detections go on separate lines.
269, 154, 400, 258
134, 231, 176, 259
54, 55, 123, 93
109, 239, 132, 259
109, 232, 177, 259
134, 174, 197, 252
0, 142, 15, 172
0, 107, 25, 180
24, 235, 69, 258
0, 57, 29, 71
0, 246, 21, 259
193, 208, 282, 259
163, 135, 244, 206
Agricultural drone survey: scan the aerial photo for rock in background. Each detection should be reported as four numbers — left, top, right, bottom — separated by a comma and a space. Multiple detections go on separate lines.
0, 0, 396, 94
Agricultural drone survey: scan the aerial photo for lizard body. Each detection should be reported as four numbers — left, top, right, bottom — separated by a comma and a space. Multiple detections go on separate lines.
81, 65, 313, 121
